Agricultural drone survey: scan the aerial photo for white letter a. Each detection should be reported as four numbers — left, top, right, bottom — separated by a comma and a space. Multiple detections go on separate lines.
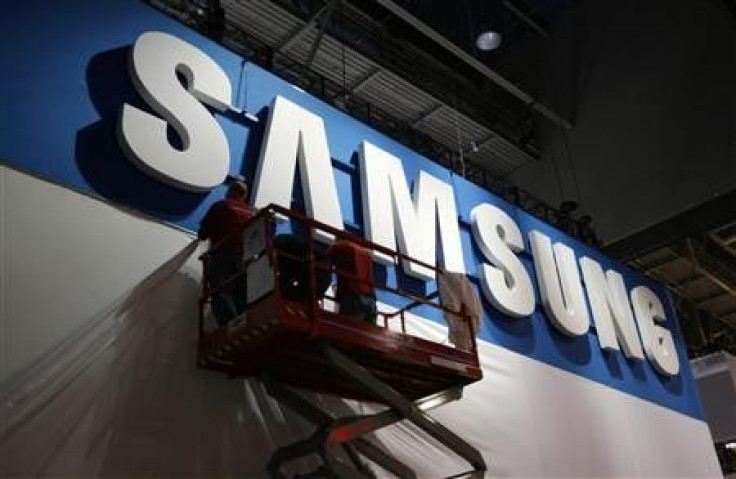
252, 96, 343, 236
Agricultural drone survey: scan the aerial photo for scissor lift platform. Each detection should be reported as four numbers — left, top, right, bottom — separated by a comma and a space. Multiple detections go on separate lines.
197, 205, 487, 477
198, 294, 481, 401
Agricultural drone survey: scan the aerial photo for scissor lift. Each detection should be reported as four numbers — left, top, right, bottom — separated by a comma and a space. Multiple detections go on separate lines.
197, 205, 487, 478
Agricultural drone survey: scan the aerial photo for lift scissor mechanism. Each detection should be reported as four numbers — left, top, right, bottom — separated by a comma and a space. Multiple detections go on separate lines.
197, 204, 487, 478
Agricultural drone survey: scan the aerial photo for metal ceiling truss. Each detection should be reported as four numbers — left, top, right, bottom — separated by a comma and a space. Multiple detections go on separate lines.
374, 0, 570, 128
502, 0, 550, 38
341, 67, 380, 97
265, 0, 540, 162
275, 1, 332, 51
606, 191, 736, 358
146, 0, 600, 247
626, 235, 736, 357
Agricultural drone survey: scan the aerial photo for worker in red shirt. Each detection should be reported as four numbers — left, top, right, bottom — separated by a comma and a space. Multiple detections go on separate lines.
198, 181, 254, 326
328, 238, 377, 324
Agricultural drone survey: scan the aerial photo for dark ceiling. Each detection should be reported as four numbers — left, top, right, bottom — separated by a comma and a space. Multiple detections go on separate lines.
149, 0, 599, 245
363, 0, 570, 98
148, 0, 736, 368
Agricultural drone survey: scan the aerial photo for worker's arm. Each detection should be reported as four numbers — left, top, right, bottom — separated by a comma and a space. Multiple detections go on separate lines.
198, 205, 217, 241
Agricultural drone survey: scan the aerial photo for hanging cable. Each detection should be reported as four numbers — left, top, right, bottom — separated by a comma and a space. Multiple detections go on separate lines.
548, 125, 565, 203
453, 94, 466, 177
341, 41, 347, 104
339, 1, 348, 105
559, 123, 582, 203
236, 59, 247, 111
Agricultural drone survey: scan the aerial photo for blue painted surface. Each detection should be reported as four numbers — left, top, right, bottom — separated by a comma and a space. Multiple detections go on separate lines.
0, 0, 703, 420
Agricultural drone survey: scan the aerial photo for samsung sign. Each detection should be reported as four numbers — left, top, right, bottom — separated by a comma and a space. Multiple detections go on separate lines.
116, 32, 681, 378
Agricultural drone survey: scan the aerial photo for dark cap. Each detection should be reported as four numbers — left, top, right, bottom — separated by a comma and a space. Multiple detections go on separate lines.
226, 180, 248, 199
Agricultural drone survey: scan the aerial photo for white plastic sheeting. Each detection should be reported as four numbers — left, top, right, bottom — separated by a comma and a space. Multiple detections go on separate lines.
0, 238, 472, 477
0, 168, 721, 477
0, 237, 720, 477
0, 238, 338, 476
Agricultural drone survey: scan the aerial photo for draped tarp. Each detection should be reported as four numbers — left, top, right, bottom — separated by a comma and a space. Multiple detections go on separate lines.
0, 240, 473, 477
1, 236, 718, 477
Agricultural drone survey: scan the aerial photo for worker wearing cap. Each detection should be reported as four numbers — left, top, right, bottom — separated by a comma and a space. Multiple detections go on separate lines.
328, 238, 377, 324
198, 181, 254, 326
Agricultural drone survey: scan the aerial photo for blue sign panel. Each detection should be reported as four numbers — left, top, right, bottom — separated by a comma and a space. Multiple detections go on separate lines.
0, 0, 703, 419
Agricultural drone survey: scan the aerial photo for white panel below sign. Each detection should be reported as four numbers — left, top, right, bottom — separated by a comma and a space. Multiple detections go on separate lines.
379, 318, 721, 477
692, 351, 736, 442
0, 165, 200, 382
0, 167, 721, 477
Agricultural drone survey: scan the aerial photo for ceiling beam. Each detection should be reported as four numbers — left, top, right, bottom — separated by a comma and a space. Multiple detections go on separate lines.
684, 239, 736, 301
305, 1, 339, 69
503, 1, 549, 38
470, 134, 497, 152
605, 189, 736, 260
375, 0, 571, 128
694, 290, 732, 306
276, 1, 334, 52
349, 67, 381, 94
326, 66, 381, 101
673, 274, 705, 289
411, 104, 444, 127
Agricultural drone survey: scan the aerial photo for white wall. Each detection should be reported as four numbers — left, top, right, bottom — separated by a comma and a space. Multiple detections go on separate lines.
0, 167, 722, 476
692, 352, 736, 443
0, 165, 198, 382
395, 319, 721, 477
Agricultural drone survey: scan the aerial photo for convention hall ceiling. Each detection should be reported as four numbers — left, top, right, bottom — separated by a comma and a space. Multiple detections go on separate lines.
146, 0, 736, 359
149, 0, 593, 245
607, 194, 736, 358
147, 0, 570, 177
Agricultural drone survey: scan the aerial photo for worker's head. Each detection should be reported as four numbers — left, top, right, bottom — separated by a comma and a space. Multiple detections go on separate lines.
226, 181, 248, 202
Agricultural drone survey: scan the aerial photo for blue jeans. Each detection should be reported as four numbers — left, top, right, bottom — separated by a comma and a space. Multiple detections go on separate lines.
208, 253, 246, 326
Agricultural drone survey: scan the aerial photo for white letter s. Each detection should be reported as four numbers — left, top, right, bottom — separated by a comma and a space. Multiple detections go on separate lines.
470, 203, 535, 317
118, 31, 232, 192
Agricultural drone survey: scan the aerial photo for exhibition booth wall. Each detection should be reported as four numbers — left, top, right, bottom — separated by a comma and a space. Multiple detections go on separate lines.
0, 0, 721, 475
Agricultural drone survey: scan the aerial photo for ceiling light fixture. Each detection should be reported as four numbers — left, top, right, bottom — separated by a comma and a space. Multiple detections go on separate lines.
475, 31, 502, 51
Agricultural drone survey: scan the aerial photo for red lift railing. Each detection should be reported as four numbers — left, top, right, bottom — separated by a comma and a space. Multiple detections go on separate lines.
196, 204, 487, 477
198, 203, 480, 363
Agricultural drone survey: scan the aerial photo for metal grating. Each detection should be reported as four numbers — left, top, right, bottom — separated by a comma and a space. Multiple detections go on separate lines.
147, 0, 601, 248
221, 0, 536, 174
627, 235, 736, 357
712, 221, 736, 255
224, 0, 294, 46
357, 73, 436, 121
